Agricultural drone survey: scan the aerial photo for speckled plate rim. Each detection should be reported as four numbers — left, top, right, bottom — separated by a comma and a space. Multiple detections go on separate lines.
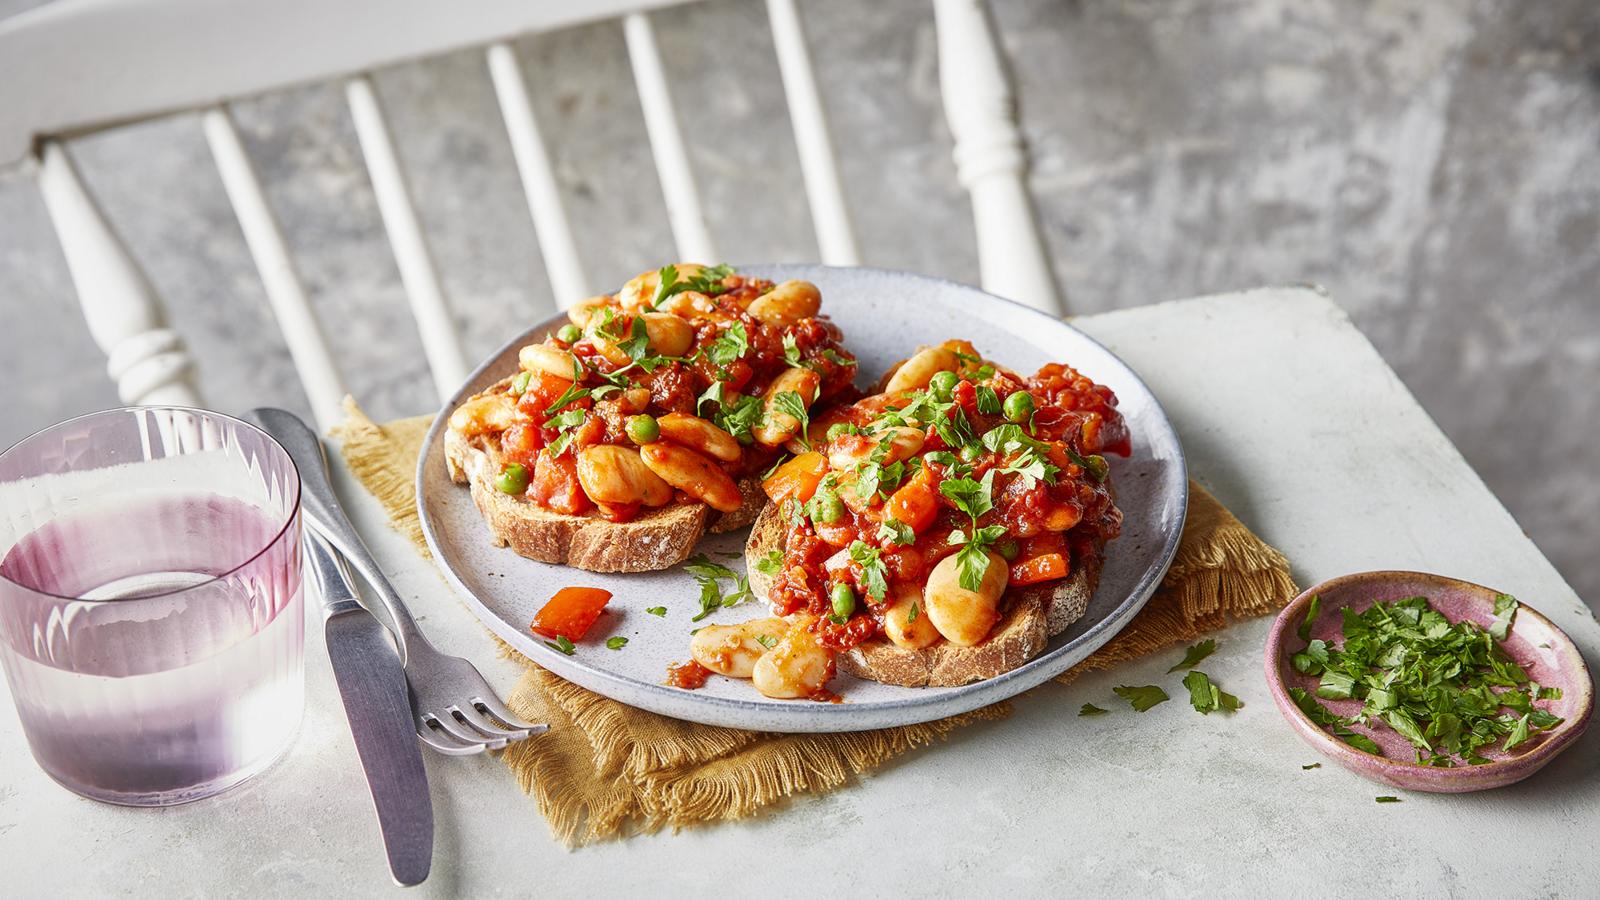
415, 264, 1188, 732
1264, 570, 1595, 791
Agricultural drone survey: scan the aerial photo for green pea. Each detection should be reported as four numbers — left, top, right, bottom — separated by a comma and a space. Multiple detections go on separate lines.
830, 582, 857, 620
511, 370, 533, 395
625, 414, 660, 445
556, 323, 582, 344
996, 538, 1020, 561
1003, 390, 1035, 423
928, 370, 959, 399
811, 489, 844, 524
825, 422, 852, 441
495, 463, 529, 495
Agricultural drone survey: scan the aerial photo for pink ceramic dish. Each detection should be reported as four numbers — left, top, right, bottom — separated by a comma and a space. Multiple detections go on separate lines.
1264, 570, 1594, 793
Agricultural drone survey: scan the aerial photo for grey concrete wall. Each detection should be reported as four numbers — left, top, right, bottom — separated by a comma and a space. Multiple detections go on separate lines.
2, 0, 1596, 604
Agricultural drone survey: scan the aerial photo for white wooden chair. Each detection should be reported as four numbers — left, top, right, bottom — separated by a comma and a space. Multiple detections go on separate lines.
0, 0, 1062, 431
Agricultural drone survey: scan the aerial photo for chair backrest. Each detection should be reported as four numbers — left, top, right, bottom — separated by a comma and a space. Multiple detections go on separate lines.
0, 0, 1061, 430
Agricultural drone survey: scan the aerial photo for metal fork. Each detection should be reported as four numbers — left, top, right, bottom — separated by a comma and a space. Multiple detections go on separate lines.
248, 408, 547, 755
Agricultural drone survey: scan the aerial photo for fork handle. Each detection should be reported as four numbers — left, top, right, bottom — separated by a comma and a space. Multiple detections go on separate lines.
246, 408, 435, 660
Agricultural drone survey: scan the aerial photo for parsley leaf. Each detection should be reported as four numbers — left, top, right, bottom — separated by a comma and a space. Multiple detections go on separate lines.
1375, 796, 1402, 804
975, 384, 1002, 415
950, 524, 1007, 591
1490, 593, 1519, 641
1302, 763, 1321, 770
939, 471, 995, 524
1167, 639, 1218, 674
1078, 703, 1109, 717
755, 634, 778, 649
1181, 670, 1242, 714
605, 636, 629, 650
876, 518, 916, 546
684, 554, 755, 621
545, 635, 576, 655
770, 390, 814, 450
753, 549, 785, 576
1297, 594, 1321, 643
848, 541, 888, 602
543, 382, 590, 416
782, 333, 803, 368
1113, 684, 1169, 712
714, 393, 766, 444
706, 322, 749, 368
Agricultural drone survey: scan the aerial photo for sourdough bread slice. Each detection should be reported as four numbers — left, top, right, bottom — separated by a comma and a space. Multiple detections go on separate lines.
445, 380, 766, 573
744, 503, 1103, 687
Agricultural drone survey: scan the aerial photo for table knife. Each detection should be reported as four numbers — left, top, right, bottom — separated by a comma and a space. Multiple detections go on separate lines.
306, 529, 434, 887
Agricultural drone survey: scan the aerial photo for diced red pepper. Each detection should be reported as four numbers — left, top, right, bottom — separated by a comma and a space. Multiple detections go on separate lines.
530, 586, 613, 641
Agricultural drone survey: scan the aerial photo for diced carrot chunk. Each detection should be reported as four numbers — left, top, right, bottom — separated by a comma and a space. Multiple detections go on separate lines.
1009, 553, 1068, 586
762, 451, 827, 504
530, 586, 613, 640
886, 466, 939, 534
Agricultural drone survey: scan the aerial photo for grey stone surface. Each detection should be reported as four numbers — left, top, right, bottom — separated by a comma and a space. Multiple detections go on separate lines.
1, 0, 1596, 604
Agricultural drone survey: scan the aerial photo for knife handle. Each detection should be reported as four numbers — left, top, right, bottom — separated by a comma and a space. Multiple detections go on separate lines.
247, 408, 436, 660
305, 529, 366, 620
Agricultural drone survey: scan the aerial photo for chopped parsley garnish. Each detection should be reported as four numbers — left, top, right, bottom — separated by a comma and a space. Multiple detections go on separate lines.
950, 525, 1007, 591
753, 549, 785, 576
906, 600, 919, 623
684, 554, 756, 621
1375, 796, 1402, 804
544, 635, 576, 655
649, 263, 734, 310
755, 634, 779, 649
770, 391, 814, 450
1181, 671, 1242, 714
876, 518, 916, 546
1297, 594, 1321, 642
1078, 703, 1109, 717
1284, 594, 1560, 765
782, 333, 803, 368
848, 541, 888, 602
706, 321, 749, 368
975, 384, 1002, 415
1167, 639, 1218, 673
940, 471, 1003, 590
1113, 684, 1170, 712
646, 606, 667, 617
714, 393, 766, 444
605, 636, 629, 650
1302, 763, 1321, 770
543, 382, 589, 416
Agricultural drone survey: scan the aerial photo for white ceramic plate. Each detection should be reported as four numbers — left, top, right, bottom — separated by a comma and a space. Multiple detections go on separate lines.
416, 265, 1187, 732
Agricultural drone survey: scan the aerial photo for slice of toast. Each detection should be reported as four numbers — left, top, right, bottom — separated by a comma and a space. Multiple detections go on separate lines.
445, 379, 765, 573
744, 503, 1102, 687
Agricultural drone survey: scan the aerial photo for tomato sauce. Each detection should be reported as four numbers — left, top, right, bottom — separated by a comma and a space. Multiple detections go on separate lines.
665, 660, 713, 690
761, 349, 1128, 653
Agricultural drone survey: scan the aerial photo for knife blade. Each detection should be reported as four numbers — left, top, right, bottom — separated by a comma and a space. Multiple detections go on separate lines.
306, 530, 434, 887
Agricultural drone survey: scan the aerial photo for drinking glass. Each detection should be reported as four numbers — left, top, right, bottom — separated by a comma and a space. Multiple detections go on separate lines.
0, 407, 304, 806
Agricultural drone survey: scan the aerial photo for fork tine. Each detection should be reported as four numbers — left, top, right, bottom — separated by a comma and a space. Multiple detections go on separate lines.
424, 711, 509, 750
450, 704, 531, 740
471, 694, 547, 733
417, 723, 489, 756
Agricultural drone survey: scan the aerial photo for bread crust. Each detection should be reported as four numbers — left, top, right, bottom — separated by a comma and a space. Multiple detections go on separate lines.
744, 503, 1103, 687
445, 378, 766, 573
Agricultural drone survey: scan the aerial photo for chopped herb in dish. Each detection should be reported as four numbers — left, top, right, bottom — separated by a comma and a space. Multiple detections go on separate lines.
545, 635, 576, 655
605, 636, 629, 650
1375, 796, 1402, 803
646, 606, 667, 617
1079, 703, 1109, 717
1286, 594, 1562, 766
1302, 763, 1321, 770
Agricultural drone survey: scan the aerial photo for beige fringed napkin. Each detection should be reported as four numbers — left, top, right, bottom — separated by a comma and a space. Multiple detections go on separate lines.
332, 399, 1296, 845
